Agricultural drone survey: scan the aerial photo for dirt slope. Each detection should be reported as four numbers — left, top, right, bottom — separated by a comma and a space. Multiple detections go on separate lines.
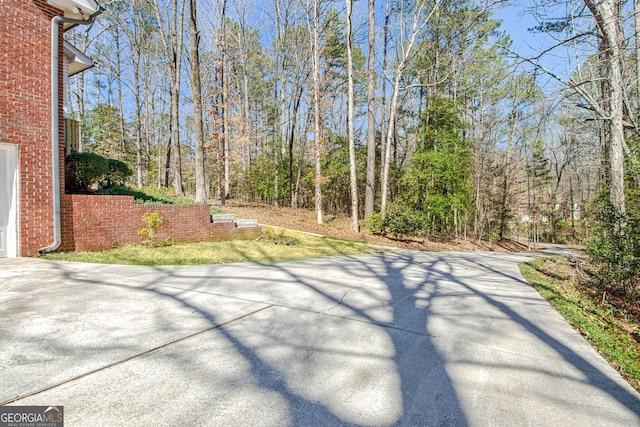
222, 200, 530, 253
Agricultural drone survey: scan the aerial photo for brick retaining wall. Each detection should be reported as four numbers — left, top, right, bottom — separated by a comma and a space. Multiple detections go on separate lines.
59, 195, 261, 252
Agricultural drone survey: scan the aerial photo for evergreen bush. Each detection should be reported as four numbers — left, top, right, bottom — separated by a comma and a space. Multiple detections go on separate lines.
65, 153, 132, 192
65, 152, 109, 192
103, 159, 133, 188
367, 202, 427, 239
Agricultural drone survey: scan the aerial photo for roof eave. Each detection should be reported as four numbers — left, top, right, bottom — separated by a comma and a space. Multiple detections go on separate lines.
63, 41, 93, 76
47, 0, 102, 29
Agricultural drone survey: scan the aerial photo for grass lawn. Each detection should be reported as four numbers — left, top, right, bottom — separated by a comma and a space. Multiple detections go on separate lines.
51, 184, 382, 264
42, 229, 381, 265
520, 257, 640, 393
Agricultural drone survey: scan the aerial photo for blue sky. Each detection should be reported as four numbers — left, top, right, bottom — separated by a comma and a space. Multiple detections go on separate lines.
493, 0, 576, 88
494, 1, 542, 56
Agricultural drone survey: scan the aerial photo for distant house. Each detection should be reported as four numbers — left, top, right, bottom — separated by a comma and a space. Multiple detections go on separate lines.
0, 0, 101, 257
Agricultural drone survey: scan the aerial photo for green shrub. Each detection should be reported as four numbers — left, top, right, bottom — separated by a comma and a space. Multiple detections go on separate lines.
65, 152, 109, 192
585, 205, 640, 300
386, 203, 427, 238
366, 212, 385, 235
367, 202, 427, 239
102, 159, 132, 188
65, 153, 132, 192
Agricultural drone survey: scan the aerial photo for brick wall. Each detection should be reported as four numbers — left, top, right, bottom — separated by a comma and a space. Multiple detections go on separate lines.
0, 0, 63, 256
60, 195, 261, 252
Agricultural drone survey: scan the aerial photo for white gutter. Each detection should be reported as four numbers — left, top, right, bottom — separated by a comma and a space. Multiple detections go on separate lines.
39, 14, 98, 255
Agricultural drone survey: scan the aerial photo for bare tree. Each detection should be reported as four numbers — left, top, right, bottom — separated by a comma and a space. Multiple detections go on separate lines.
312, 0, 324, 224
272, 0, 289, 208
149, 0, 186, 196
189, 0, 207, 202
221, 0, 230, 204
381, 0, 441, 217
122, 1, 152, 188
379, 0, 390, 192
584, 0, 626, 216
524, 0, 627, 217
346, 0, 359, 232
364, 0, 376, 219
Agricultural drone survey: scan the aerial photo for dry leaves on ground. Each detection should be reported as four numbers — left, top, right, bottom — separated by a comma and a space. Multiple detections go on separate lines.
222, 200, 530, 253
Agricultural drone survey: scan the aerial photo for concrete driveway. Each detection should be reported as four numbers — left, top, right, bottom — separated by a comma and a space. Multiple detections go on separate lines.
1, 251, 639, 426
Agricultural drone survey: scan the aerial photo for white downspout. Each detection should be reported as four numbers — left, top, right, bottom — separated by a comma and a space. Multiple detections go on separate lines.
39, 14, 97, 255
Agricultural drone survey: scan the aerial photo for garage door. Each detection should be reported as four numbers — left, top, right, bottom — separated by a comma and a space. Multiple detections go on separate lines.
0, 144, 17, 257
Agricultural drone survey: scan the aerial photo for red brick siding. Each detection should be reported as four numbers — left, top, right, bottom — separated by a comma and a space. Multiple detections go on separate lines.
60, 195, 261, 252
0, 0, 64, 256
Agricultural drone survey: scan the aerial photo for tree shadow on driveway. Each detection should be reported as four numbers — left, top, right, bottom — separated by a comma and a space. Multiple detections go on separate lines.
1, 250, 639, 425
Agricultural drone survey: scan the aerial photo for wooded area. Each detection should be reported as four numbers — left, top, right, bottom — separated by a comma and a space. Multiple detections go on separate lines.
67, 0, 640, 297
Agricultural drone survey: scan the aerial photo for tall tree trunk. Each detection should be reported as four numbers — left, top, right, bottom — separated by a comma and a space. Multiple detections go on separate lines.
313, 0, 324, 224
569, 175, 576, 235
132, 49, 144, 188
164, 134, 172, 188
219, 0, 229, 205
364, 0, 376, 219
151, 0, 185, 196
473, 93, 484, 239
381, 66, 409, 216
171, 85, 184, 195
498, 115, 516, 240
272, 69, 279, 207
171, 0, 185, 197
114, 26, 127, 154
213, 62, 222, 200
379, 0, 390, 188
585, 0, 626, 217
190, 0, 207, 202
243, 65, 251, 169
273, 0, 287, 208
289, 85, 304, 208
346, 0, 359, 232
278, 66, 287, 208
151, 91, 160, 188
124, 2, 146, 188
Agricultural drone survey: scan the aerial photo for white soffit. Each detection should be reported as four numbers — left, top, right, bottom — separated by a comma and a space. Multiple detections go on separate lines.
64, 41, 93, 76
47, 0, 100, 20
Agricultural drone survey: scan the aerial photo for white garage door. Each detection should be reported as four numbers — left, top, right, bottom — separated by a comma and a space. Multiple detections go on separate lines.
0, 144, 17, 258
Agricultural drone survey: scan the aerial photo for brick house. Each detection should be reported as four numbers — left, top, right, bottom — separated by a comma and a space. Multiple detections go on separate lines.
0, 0, 102, 257
0, 0, 260, 258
